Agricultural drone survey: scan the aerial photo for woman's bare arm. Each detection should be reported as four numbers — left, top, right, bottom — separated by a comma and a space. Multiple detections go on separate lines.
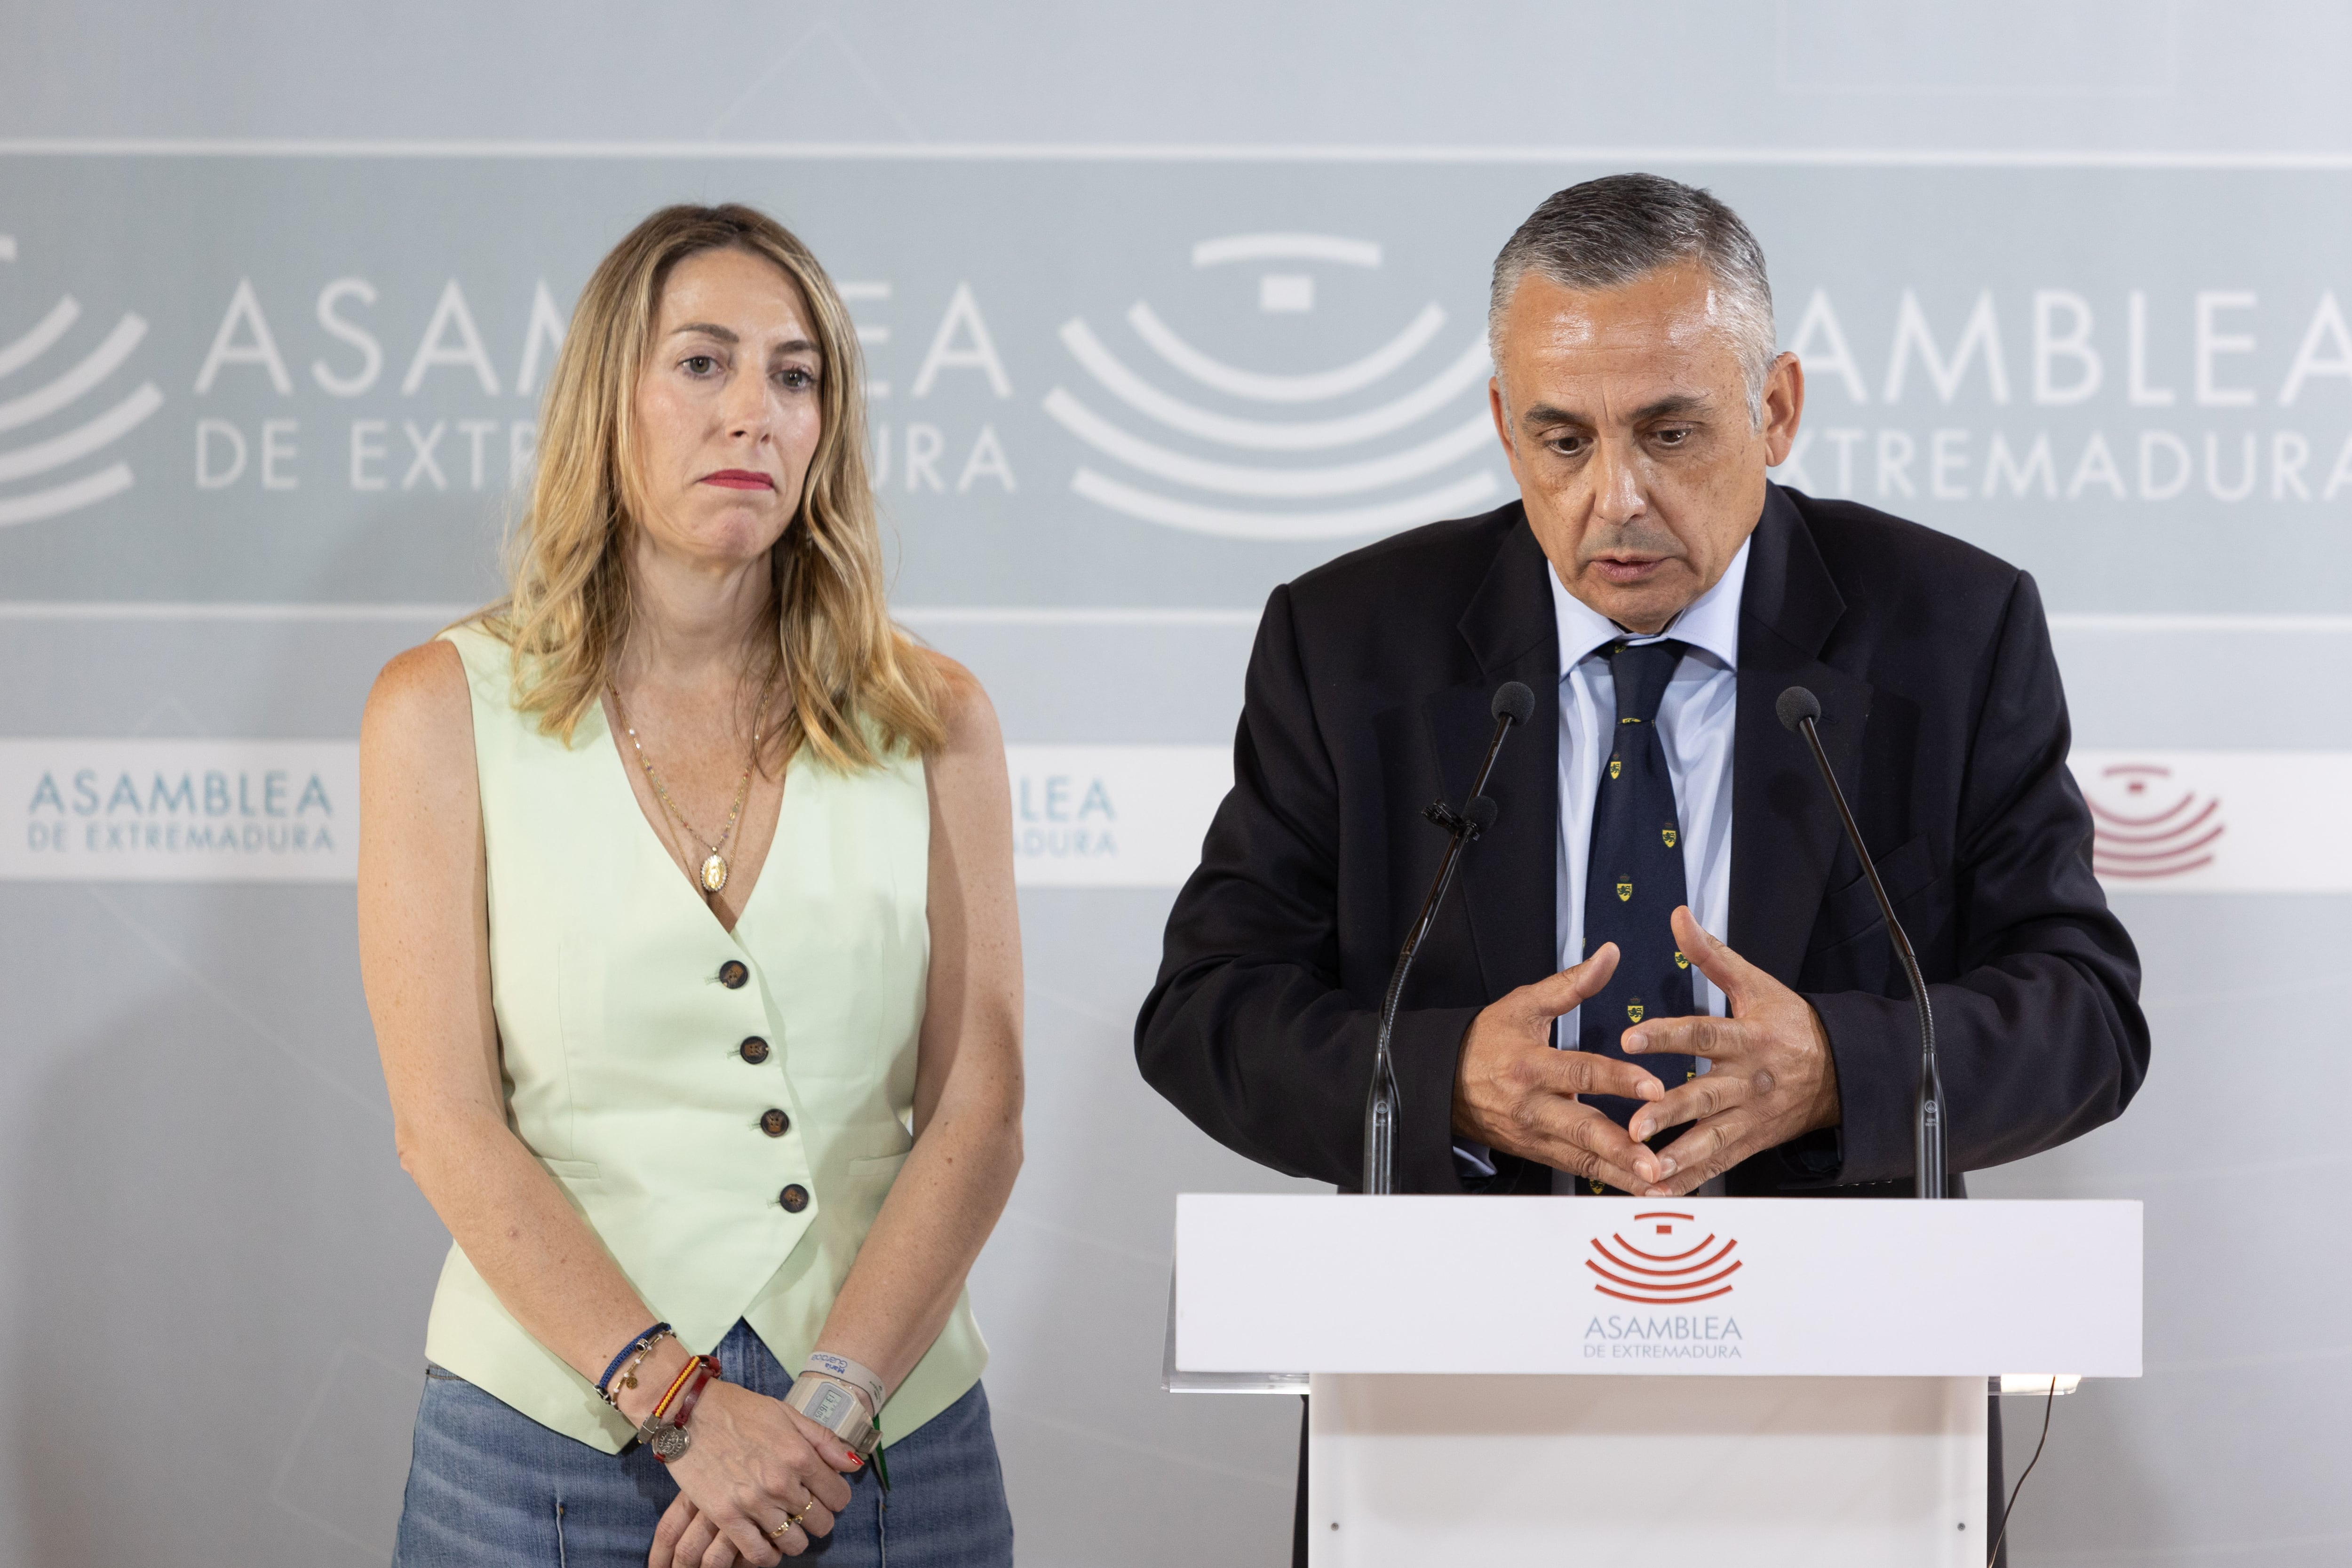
359, 641, 664, 1385
806, 655, 1025, 1396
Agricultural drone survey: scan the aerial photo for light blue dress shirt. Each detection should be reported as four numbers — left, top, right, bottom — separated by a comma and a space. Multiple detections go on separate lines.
1549, 538, 1748, 1034
1454, 538, 1749, 1185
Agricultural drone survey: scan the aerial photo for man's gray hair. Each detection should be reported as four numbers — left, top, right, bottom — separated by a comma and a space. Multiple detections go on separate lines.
1488, 173, 1778, 423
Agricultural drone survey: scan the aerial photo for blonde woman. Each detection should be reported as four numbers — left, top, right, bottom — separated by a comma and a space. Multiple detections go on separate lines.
360, 204, 1021, 1568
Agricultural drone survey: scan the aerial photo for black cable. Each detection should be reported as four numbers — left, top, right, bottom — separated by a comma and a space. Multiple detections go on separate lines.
1987, 1378, 2058, 1568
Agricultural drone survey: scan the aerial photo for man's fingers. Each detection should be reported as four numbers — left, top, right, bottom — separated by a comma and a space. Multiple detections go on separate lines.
1628, 1069, 1748, 1142
1652, 1105, 1764, 1191
1670, 906, 1757, 1007
1535, 1048, 1665, 1105
1518, 945, 1620, 1022
1624, 1011, 1751, 1064
1526, 1098, 1665, 1192
1624, 1014, 1725, 1061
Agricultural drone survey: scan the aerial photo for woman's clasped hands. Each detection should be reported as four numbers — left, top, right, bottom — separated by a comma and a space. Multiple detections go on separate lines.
647, 1381, 863, 1568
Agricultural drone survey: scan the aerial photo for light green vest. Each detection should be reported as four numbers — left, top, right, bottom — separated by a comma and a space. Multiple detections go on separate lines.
424, 624, 987, 1452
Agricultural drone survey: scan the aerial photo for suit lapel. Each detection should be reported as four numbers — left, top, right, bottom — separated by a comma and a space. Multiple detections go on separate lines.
1427, 513, 1561, 1000
1416, 496, 1868, 998
1731, 487, 1873, 987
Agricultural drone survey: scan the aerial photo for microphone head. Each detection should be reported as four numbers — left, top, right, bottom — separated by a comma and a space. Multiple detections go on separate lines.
1776, 685, 1822, 733
1491, 681, 1535, 726
1463, 795, 1500, 834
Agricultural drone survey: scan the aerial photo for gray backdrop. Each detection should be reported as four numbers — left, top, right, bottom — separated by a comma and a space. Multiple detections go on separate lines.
3, 3, 2349, 1563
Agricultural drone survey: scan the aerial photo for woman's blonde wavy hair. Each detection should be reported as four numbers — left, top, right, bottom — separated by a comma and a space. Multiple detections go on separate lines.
480, 202, 945, 770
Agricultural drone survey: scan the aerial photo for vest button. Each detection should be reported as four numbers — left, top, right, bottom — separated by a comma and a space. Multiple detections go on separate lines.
760, 1108, 790, 1137
718, 960, 749, 989
779, 1184, 810, 1213
739, 1035, 770, 1064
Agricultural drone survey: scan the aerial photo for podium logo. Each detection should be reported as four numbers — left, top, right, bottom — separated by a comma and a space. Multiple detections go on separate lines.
0, 236, 164, 530
1587, 1211, 1742, 1305
1044, 232, 1499, 541
2085, 762, 2224, 880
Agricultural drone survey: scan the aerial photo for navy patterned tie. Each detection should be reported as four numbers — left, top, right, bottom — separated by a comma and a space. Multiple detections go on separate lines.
1577, 639, 1698, 1163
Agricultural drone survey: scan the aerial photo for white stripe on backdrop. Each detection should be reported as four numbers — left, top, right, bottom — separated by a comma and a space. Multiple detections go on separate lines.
8, 738, 2344, 896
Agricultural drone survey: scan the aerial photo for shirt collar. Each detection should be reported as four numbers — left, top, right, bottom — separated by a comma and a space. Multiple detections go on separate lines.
1549, 535, 1751, 676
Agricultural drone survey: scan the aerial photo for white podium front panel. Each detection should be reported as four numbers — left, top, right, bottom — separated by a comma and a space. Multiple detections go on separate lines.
1306, 1372, 1987, 1568
1176, 1194, 2140, 1379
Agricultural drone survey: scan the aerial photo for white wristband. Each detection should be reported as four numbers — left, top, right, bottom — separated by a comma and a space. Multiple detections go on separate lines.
802, 1351, 887, 1414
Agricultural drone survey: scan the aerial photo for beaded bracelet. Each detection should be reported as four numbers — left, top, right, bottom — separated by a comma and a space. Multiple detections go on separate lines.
596, 1323, 675, 1409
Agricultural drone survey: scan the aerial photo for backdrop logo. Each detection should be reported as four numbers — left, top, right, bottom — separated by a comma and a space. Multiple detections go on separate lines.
1002, 744, 1229, 888
2, 740, 357, 883
0, 236, 165, 530
2085, 762, 2225, 879
1587, 1212, 1742, 1304
1043, 233, 1499, 541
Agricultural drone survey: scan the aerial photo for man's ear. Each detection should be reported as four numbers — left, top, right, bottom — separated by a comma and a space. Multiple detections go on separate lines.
1761, 352, 1805, 467
1488, 374, 1525, 487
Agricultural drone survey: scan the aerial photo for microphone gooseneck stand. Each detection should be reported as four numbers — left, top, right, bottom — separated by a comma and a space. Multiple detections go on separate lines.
1776, 686, 1948, 1200
1362, 681, 1534, 1194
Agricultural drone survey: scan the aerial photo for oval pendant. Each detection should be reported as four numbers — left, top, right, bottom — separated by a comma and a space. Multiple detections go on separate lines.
700, 852, 729, 894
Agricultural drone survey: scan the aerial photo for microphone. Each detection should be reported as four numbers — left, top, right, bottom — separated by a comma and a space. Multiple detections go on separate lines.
1362, 680, 1533, 1194
1776, 686, 1948, 1200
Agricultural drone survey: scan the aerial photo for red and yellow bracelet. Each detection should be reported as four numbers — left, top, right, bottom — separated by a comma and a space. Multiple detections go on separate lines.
638, 1353, 723, 1464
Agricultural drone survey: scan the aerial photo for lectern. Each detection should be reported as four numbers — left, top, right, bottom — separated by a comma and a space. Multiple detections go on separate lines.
1167, 1194, 2139, 1566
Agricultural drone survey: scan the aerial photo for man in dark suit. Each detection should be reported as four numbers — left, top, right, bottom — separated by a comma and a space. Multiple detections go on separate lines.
1135, 167, 2145, 1568
1136, 173, 2147, 1209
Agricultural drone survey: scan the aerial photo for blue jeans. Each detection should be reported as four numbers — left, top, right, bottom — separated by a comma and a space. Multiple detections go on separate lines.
394, 1320, 1013, 1568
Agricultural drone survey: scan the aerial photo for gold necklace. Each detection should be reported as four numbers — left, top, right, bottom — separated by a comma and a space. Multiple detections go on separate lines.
609, 676, 773, 896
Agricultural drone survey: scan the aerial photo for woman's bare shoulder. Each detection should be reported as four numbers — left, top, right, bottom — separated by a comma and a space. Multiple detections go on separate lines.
363, 639, 476, 761
917, 648, 1002, 761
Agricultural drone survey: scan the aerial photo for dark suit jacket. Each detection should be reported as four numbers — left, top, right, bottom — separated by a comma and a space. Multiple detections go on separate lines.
1135, 484, 2148, 1196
